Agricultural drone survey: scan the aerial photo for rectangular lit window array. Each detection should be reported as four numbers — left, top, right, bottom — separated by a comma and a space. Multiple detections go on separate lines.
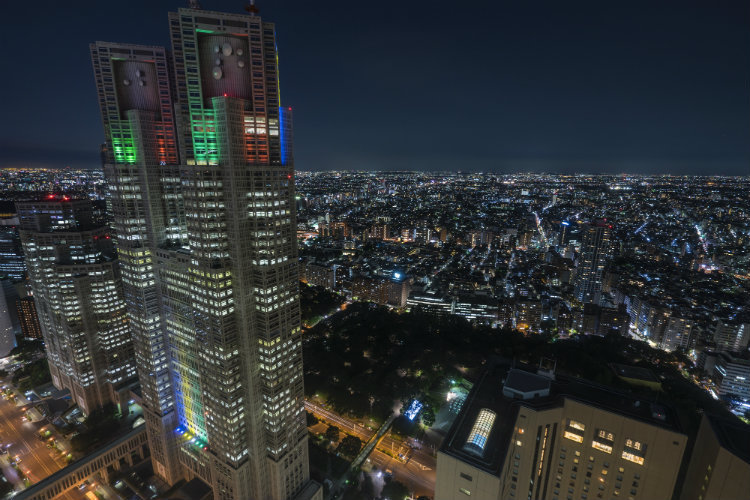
591, 428, 614, 454
622, 439, 646, 465
563, 419, 585, 443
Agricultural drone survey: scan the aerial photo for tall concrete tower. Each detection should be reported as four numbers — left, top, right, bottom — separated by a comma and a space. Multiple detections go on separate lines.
573, 220, 614, 305
91, 5, 319, 500
17, 198, 136, 415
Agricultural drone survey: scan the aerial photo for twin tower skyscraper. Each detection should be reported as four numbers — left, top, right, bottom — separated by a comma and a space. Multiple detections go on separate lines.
90, 5, 320, 500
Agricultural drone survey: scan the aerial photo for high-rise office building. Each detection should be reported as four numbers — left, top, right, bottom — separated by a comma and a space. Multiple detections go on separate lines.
436, 361, 687, 500
574, 221, 614, 305
17, 198, 137, 415
91, 5, 319, 500
679, 414, 750, 500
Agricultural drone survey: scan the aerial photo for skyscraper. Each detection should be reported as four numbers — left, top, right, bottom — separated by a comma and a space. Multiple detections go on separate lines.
91, 5, 319, 499
573, 221, 614, 305
17, 198, 137, 415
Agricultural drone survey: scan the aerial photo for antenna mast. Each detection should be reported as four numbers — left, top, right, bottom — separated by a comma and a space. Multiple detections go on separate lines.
245, 0, 259, 15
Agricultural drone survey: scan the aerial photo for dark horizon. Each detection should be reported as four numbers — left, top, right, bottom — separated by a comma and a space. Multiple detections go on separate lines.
0, 0, 748, 175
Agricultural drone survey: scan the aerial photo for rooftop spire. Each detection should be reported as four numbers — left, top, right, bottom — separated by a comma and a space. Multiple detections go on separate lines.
245, 0, 259, 15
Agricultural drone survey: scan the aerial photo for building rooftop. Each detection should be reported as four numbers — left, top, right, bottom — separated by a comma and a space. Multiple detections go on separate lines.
505, 369, 552, 393
611, 363, 660, 383
706, 414, 750, 465
169, 477, 212, 500
440, 359, 684, 476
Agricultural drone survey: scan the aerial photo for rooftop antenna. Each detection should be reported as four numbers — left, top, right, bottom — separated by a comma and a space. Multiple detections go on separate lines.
245, 0, 259, 15
188, 0, 202, 8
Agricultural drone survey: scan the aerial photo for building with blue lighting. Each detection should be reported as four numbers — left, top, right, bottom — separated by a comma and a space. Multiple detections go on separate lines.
90, 5, 320, 500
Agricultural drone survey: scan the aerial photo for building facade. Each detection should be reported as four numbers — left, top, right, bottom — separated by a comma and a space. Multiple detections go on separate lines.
713, 353, 750, 401
437, 363, 687, 500
679, 414, 750, 500
0, 281, 16, 357
658, 316, 696, 352
17, 295, 43, 340
17, 199, 136, 415
91, 6, 319, 500
0, 209, 26, 281
712, 321, 750, 353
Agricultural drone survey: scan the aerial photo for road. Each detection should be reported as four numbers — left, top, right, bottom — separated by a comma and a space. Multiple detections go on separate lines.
0, 386, 75, 497
305, 400, 436, 497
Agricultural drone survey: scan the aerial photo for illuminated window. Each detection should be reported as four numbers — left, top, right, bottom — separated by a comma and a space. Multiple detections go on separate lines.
564, 431, 584, 443
592, 428, 614, 454
622, 439, 646, 465
465, 409, 496, 453
564, 419, 585, 443
569, 420, 585, 431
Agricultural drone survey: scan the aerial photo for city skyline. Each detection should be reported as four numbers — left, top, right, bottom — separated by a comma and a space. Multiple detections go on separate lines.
1, 0, 748, 174
0, 1, 749, 499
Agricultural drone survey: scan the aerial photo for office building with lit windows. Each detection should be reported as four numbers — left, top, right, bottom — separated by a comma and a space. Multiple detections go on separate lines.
17, 198, 137, 415
90, 5, 319, 500
436, 361, 687, 500
0, 209, 26, 281
17, 295, 43, 340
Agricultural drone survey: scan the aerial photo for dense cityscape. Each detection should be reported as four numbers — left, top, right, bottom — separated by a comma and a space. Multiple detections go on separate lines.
0, 2, 748, 500
1, 164, 749, 500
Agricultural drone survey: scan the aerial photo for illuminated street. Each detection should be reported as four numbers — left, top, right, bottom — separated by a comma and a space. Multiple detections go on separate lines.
0, 387, 67, 494
305, 400, 437, 497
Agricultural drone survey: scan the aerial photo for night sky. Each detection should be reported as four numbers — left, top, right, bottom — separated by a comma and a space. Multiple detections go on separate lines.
1, 0, 748, 174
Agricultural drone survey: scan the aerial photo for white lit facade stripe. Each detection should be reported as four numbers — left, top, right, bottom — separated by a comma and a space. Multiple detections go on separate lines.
466, 409, 497, 451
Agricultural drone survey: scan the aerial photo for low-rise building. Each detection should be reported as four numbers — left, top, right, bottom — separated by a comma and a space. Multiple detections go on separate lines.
436, 361, 687, 500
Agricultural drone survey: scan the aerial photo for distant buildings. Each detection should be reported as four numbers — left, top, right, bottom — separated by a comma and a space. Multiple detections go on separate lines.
437, 361, 687, 500
713, 321, 750, 353
351, 274, 412, 308
407, 290, 453, 316
713, 352, 750, 401
18, 198, 136, 415
659, 316, 697, 352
